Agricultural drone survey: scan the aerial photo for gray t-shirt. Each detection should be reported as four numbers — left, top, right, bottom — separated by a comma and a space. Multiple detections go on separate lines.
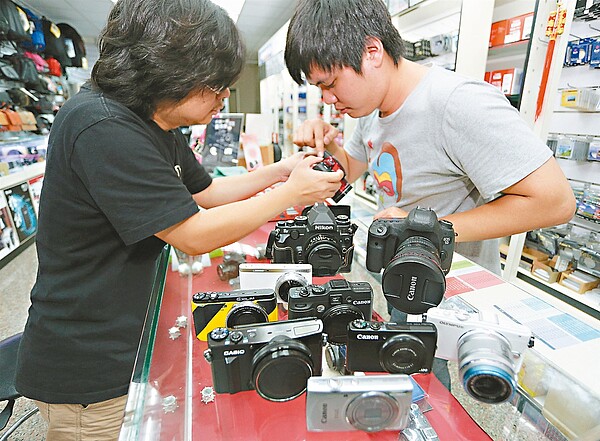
345, 66, 552, 273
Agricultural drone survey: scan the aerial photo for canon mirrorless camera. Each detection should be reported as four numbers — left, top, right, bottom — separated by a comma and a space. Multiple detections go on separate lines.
306, 374, 413, 432
204, 318, 324, 402
345, 319, 437, 375
266, 203, 357, 277
238, 263, 312, 304
366, 207, 455, 314
311, 151, 352, 203
425, 307, 535, 404
191, 288, 277, 341
287, 279, 373, 345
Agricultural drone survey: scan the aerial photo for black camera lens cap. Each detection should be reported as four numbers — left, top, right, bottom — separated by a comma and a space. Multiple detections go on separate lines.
226, 301, 269, 328
307, 244, 342, 277
322, 304, 365, 345
380, 334, 427, 374
252, 337, 313, 402
382, 251, 446, 314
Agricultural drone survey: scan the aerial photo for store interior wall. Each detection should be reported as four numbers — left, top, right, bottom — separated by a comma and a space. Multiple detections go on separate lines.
232, 63, 260, 114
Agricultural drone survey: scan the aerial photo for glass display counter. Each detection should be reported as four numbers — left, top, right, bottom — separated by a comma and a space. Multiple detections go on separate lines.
119, 222, 600, 441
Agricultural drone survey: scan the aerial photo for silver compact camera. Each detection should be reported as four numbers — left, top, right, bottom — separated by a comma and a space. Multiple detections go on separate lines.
306, 374, 413, 432
425, 307, 534, 404
238, 263, 312, 305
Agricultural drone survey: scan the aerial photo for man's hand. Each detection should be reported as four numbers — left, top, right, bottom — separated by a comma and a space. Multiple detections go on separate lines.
375, 206, 408, 219
293, 119, 339, 156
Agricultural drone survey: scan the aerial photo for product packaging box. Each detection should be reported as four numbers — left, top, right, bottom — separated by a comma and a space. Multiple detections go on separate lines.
504, 15, 524, 44
489, 20, 508, 47
489, 68, 523, 95
558, 270, 600, 294
531, 257, 563, 284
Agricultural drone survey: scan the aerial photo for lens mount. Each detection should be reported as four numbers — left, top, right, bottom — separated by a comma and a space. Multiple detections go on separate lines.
379, 334, 427, 374
252, 336, 314, 402
382, 236, 446, 314
346, 391, 399, 432
457, 329, 517, 404
274, 272, 308, 303
225, 301, 268, 328
321, 304, 365, 345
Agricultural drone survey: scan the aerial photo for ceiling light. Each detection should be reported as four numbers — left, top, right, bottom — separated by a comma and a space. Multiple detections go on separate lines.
211, 0, 246, 23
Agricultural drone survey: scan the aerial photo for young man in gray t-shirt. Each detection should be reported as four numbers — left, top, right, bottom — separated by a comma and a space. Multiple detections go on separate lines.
285, 0, 576, 388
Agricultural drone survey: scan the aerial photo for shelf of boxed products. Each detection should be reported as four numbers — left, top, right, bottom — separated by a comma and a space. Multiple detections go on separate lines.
484, 7, 535, 105
391, 0, 461, 70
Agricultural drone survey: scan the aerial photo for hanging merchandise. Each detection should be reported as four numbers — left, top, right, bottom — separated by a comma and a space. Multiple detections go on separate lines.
41, 17, 71, 68
45, 56, 61, 77
535, 1, 568, 121
0, 0, 30, 42
21, 8, 45, 52
7, 54, 45, 91
23, 50, 49, 73
57, 23, 86, 68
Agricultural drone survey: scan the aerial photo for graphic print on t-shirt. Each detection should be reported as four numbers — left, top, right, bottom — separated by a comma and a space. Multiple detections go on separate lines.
370, 141, 402, 206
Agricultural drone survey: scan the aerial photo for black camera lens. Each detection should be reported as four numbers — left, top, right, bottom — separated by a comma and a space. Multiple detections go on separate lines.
225, 301, 269, 328
322, 304, 365, 345
217, 262, 238, 281
379, 334, 428, 374
382, 236, 446, 314
252, 336, 314, 402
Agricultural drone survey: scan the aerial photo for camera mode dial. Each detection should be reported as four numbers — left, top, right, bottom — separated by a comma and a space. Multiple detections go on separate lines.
209, 327, 229, 341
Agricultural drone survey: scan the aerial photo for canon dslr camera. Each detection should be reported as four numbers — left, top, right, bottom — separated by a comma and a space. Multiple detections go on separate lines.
266, 203, 357, 277
287, 279, 373, 345
366, 207, 455, 314
204, 318, 324, 402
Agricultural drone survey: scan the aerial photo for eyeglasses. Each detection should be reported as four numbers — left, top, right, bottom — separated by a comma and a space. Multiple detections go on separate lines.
206, 84, 227, 96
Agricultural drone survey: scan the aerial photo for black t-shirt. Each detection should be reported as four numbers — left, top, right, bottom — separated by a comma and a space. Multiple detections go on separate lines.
15, 84, 212, 404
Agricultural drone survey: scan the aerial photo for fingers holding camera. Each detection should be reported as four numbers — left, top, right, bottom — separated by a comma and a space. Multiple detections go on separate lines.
284, 155, 344, 205
293, 119, 339, 156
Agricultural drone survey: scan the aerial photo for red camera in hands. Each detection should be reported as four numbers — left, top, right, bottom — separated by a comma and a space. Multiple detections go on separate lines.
312, 151, 352, 203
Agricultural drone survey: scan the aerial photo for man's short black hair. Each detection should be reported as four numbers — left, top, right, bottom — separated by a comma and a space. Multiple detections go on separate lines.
92, 0, 245, 119
285, 0, 404, 85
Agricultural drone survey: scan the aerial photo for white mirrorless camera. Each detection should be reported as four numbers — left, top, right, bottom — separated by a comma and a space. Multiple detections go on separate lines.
306, 374, 413, 432
238, 263, 312, 305
425, 306, 534, 404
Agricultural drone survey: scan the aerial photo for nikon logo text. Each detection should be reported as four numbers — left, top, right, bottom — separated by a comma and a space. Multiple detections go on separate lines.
224, 349, 245, 356
314, 225, 334, 230
357, 334, 379, 340
407, 276, 418, 301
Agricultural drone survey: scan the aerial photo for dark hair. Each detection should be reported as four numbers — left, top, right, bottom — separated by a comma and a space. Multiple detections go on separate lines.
285, 0, 404, 85
91, 0, 245, 119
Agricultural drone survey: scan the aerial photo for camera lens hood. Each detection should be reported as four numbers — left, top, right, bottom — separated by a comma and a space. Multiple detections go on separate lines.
382, 237, 446, 314
252, 336, 314, 402
322, 304, 365, 345
225, 301, 269, 328
274, 272, 308, 303
379, 334, 428, 374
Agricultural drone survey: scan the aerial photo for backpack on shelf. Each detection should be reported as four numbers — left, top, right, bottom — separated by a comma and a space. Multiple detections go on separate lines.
0, 0, 30, 42
57, 23, 85, 68
21, 8, 45, 52
46, 56, 61, 77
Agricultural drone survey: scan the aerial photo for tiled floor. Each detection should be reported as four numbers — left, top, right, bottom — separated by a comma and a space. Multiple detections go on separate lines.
0, 244, 47, 440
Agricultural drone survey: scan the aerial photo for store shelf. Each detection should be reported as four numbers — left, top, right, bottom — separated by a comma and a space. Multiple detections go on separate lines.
488, 39, 530, 57
515, 267, 600, 320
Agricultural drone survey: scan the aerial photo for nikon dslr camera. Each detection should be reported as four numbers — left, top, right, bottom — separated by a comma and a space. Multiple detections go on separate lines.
345, 319, 437, 375
204, 318, 324, 402
366, 207, 455, 314
287, 279, 373, 345
266, 203, 357, 277
191, 289, 277, 341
